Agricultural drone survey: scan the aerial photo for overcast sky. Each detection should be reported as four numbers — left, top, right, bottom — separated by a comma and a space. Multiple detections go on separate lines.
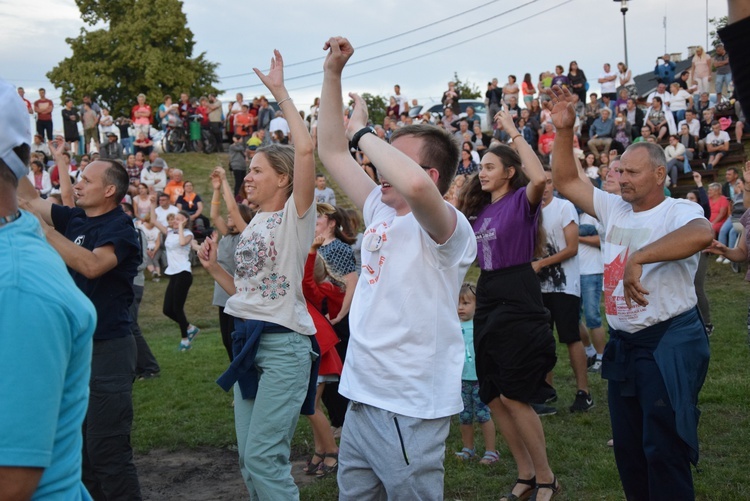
3, 0, 727, 126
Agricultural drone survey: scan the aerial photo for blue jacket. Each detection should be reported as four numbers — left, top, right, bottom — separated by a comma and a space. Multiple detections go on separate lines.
654, 61, 677, 84
216, 319, 319, 415
602, 307, 710, 465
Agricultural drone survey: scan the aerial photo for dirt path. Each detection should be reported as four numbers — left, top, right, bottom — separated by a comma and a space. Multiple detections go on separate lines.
137, 447, 316, 500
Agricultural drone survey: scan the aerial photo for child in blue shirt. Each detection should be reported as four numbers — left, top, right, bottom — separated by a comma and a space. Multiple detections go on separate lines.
455, 282, 499, 465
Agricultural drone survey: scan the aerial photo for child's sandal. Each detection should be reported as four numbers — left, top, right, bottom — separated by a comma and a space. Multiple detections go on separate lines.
454, 447, 475, 461
479, 450, 500, 465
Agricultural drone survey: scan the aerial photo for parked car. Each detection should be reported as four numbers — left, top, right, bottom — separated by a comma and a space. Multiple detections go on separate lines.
410, 99, 490, 131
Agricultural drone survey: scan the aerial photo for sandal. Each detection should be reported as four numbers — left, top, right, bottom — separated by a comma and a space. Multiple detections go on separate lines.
500, 477, 536, 501
316, 452, 338, 478
531, 477, 561, 501
303, 451, 324, 475
454, 447, 475, 461
479, 450, 500, 465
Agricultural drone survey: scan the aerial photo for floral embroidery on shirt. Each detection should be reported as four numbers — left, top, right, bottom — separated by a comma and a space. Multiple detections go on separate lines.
234, 231, 268, 279
259, 273, 289, 299
266, 211, 283, 229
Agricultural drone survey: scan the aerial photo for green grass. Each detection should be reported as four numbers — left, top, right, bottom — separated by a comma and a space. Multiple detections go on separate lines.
133, 152, 750, 499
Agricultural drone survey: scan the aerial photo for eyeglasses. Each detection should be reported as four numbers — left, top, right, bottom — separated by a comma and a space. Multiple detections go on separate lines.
461, 282, 477, 296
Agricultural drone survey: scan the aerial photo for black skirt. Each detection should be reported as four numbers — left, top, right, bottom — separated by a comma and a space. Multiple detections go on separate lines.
474, 263, 557, 404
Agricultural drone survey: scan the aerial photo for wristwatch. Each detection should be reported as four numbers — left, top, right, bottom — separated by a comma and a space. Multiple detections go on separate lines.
349, 126, 376, 151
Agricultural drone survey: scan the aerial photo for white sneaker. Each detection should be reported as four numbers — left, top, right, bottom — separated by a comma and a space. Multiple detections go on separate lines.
722, 258, 731, 264
716, 256, 724, 263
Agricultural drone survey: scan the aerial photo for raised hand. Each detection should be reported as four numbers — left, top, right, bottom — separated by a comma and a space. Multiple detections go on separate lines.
345, 93, 370, 140
310, 235, 325, 253
493, 102, 516, 135
692, 171, 703, 187
323, 36, 355, 75
546, 85, 577, 131
48, 139, 67, 160
253, 50, 287, 99
210, 168, 223, 191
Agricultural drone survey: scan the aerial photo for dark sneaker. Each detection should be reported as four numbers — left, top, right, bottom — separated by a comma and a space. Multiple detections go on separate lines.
545, 390, 558, 403
187, 325, 200, 342
570, 390, 594, 413
586, 355, 596, 368
705, 324, 714, 337
531, 403, 557, 417
137, 371, 161, 381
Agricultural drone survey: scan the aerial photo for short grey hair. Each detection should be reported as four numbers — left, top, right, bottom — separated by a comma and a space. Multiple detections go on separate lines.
627, 142, 667, 168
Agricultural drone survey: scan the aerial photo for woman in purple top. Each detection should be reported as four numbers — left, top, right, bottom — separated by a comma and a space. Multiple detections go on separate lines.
458, 106, 560, 500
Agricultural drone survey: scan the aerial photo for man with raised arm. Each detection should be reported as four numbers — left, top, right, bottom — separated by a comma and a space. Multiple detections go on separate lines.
18, 141, 143, 500
318, 37, 476, 500
548, 85, 712, 501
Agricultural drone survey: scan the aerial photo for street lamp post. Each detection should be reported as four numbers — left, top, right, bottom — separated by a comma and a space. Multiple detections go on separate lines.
614, 0, 630, 68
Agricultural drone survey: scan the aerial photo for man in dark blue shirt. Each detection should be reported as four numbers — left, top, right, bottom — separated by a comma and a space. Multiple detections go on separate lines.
19, 148, 143, 500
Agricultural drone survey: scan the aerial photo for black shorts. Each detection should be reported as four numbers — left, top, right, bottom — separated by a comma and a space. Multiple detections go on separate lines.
542, 292, 581, 344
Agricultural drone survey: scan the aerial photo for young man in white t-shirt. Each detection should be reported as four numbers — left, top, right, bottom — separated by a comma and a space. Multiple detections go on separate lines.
549, 86, 713, 501
319, 37, 476, 500
314, 173, 336, 205
705, 120, 731, 169
534, 169, 592, 413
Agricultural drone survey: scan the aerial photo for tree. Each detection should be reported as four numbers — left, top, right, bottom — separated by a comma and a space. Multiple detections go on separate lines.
360, 93, 388, 127
48, 0, 219, 120
452, 72, 482, 100
710, 17, 729, 48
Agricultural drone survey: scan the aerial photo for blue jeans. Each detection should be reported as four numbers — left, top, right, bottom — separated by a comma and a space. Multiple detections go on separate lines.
718, 218, 739, 248
233, 331, 312, 500
715, 72, 733, 95
580, 273, 603, 329
121, 137, 133, 155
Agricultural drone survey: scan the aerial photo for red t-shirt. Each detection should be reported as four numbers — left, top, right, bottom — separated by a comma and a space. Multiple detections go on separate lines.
34, 98, 53, 120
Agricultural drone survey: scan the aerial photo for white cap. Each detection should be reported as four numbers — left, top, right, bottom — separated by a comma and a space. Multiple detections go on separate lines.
0, 78, 30, 179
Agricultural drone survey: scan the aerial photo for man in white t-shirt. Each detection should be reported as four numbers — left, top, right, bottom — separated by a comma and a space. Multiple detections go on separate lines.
534, 170, 592, 413
393, 84, 409, 115
319, 37, 476, 500
548, 86, 712, 501
677, 109, 700, 140
646, 82, 670, 107
598, 63, 618, 100
154, 192, 178, 226
705, 120, 731, 169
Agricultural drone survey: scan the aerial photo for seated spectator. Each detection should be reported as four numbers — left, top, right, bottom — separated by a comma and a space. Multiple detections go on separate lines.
456, 148, 478, 177
612, 111, 632, 151
584, 93, 603, 130
26, 159, 52, 198
175, 180, 207, 235
614, 88, 630, 112
705, 121, 731, 169
538, 122, 556, 158
463, 141, 480, 164
678, 123, 697, 160
30, 133, 51, 161
164, 168, 185, 204
453, 119, 471, 142
465, 106, 481, 130
668, 82, 694, 123
441, 107, 457, 132
678, 109, 701, 141
644, 97, 669, 141
708, 182, 730, 236
694, 92, 713, 115
624, 98, 644, 140
471, 124, 491, 156
140, 157, 167, 192
124, 154, 141, 187
664, 135, 689, 188
133, 132, 153, 156
100, 131, 124, 160
587, 108, 615, 156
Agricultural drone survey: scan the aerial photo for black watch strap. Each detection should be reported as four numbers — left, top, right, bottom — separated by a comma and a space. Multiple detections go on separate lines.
349, 126, 376, 151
